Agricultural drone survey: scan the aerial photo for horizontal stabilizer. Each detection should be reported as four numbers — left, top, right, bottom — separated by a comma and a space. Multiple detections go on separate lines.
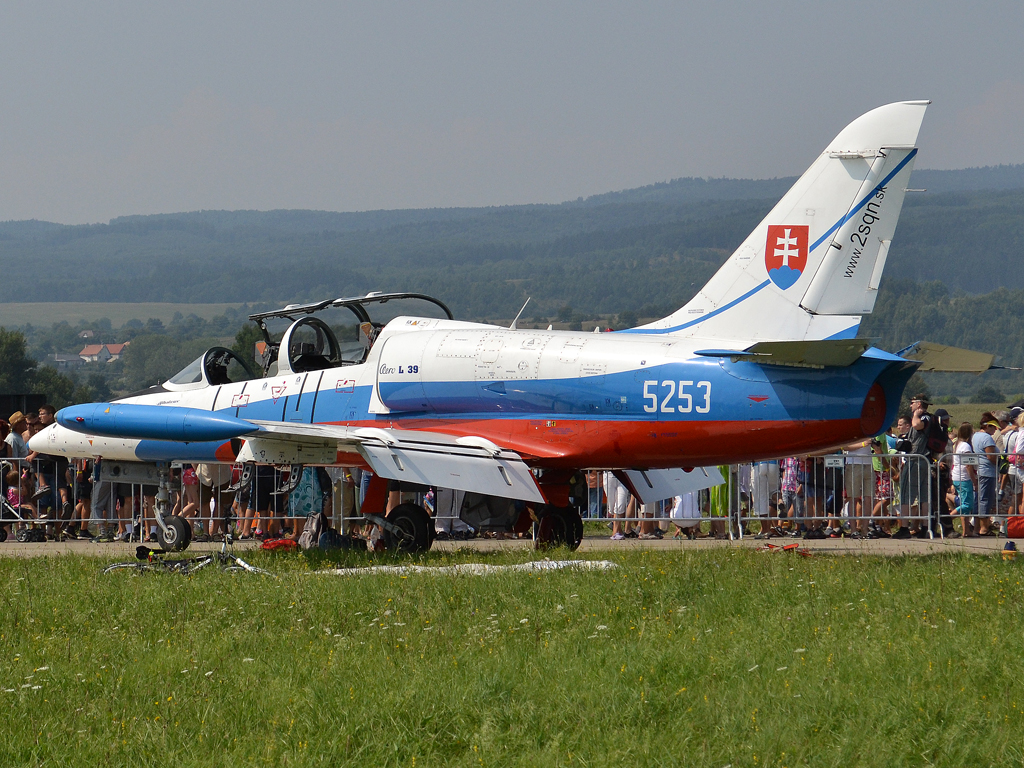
695, 339, 871, 368
619, 467, 724, 506
897, 341, 1020, 373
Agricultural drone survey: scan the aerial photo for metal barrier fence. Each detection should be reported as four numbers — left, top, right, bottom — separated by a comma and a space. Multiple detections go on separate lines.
2, 451, 1021, 543
731, 454, 936, 539
935, 450, 1016, 539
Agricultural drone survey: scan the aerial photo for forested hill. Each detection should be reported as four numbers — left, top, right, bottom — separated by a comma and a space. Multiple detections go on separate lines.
572, 164, 1024, 206
0, 164, 1023, 320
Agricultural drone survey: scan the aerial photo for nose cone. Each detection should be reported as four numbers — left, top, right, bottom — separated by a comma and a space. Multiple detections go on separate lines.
28, 423, 58, 454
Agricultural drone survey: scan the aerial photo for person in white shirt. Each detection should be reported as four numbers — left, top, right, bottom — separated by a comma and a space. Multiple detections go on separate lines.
845, 439, 875, 537
950, 422, 978, 536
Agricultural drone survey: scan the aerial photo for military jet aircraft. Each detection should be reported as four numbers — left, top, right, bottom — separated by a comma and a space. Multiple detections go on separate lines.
33, 101, 933, 552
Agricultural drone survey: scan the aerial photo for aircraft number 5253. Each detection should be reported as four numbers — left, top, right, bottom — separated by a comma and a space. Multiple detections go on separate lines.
643, 380, 711, 414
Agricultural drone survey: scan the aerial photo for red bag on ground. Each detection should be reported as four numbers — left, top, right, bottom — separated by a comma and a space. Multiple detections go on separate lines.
1006, 517, 1024, 539
261, 538, 298, 551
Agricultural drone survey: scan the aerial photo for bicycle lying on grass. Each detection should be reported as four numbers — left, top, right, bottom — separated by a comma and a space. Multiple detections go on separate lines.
102, 545, 274, 576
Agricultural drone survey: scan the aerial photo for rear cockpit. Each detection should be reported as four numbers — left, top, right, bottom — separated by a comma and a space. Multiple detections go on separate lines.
249, 292, 454, 378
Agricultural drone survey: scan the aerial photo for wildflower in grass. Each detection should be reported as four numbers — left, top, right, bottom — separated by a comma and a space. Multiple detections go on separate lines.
794, 648, 806, 653
205, 671, 213, 677
597, 625, 607, 631
520, 619, 528, 624
777, 666, 787, 671
35, 666, 48, 672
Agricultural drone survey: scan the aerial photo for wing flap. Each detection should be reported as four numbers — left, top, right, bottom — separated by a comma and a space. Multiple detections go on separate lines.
358, 442, 544, 503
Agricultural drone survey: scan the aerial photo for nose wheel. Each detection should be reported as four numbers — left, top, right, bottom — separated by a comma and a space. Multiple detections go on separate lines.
153, 465, 192, 552
157, 516, 192, 552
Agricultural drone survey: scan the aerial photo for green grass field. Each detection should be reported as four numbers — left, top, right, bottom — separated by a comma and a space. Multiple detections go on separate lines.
2, 547, 1023, 766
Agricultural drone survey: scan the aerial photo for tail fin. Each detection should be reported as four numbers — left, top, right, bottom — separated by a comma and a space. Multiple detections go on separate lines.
632, 100, 928, 342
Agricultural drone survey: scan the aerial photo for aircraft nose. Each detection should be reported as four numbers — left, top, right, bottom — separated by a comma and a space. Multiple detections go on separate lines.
28, 423, 58, 453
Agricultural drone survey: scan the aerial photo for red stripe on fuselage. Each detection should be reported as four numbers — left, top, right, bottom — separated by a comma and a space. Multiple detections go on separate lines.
324, 417, 870, 469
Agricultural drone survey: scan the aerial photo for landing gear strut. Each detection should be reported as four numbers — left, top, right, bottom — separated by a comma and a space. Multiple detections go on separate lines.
153, 465, 191, 552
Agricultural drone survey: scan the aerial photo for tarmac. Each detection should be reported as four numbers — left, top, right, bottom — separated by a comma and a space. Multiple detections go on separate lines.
0, 533, 1015, 558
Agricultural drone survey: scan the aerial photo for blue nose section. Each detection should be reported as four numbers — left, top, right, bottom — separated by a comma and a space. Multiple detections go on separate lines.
57, 403, 257, 443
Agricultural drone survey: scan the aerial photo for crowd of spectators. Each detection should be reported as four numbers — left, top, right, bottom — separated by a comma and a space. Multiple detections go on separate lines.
582, 394, 1024, 541
2, 395, 1023, 544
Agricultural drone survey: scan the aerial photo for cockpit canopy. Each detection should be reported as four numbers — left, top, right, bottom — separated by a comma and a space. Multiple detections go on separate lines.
278, 317, 343, 375
166, 293, 453, 385
250, 292, 453, 377
164, 347, 257, 392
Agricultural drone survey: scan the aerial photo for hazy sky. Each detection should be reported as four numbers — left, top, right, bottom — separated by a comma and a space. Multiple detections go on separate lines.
2, 1, 1023, 223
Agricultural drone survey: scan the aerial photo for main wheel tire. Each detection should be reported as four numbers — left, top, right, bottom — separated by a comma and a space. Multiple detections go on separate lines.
15, 528, 29, 543
0, 528, 7, 542
383, 503, 433, 554
535, 505, 584, 551
157, 516, 192, 552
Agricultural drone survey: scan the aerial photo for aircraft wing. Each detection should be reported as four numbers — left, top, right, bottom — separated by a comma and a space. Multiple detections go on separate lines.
248, 421, 546, 503
616, 466, 724, 506
55, 402, 546, 503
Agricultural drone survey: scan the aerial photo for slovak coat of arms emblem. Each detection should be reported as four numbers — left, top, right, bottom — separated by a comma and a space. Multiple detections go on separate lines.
764, 225, 808, 290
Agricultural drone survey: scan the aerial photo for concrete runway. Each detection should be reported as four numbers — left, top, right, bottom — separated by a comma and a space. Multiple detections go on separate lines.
0, 533, 1014, 558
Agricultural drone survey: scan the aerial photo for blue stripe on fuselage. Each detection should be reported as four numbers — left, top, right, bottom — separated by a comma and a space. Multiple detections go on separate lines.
317, 353, 904, 424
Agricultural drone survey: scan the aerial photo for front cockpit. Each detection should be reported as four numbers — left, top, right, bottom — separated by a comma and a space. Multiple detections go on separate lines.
159, 292, 453, 389
163, 347, 258, 392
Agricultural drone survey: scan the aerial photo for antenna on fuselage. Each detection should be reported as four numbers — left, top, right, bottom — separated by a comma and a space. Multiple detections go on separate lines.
509, 297, 531, 330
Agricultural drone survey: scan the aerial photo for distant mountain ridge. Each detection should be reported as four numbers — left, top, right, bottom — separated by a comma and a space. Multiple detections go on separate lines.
3, 163, 1023, 236
0, 164, 1023, 316
574, 164, 1024, 206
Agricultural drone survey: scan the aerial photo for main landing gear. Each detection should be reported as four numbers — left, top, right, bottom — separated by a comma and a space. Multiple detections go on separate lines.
363, 503, 434, 554
534, 505, 584, 551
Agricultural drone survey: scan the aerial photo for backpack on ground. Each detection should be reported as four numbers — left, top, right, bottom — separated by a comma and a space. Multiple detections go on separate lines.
318, 528, 353, 551
298, 512, 329, 550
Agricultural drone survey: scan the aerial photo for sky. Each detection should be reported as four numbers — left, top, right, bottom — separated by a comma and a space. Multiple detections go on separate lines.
2, 1, 1023, 224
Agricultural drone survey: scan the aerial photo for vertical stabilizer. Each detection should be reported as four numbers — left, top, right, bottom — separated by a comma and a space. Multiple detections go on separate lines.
630, 101, 928, 342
